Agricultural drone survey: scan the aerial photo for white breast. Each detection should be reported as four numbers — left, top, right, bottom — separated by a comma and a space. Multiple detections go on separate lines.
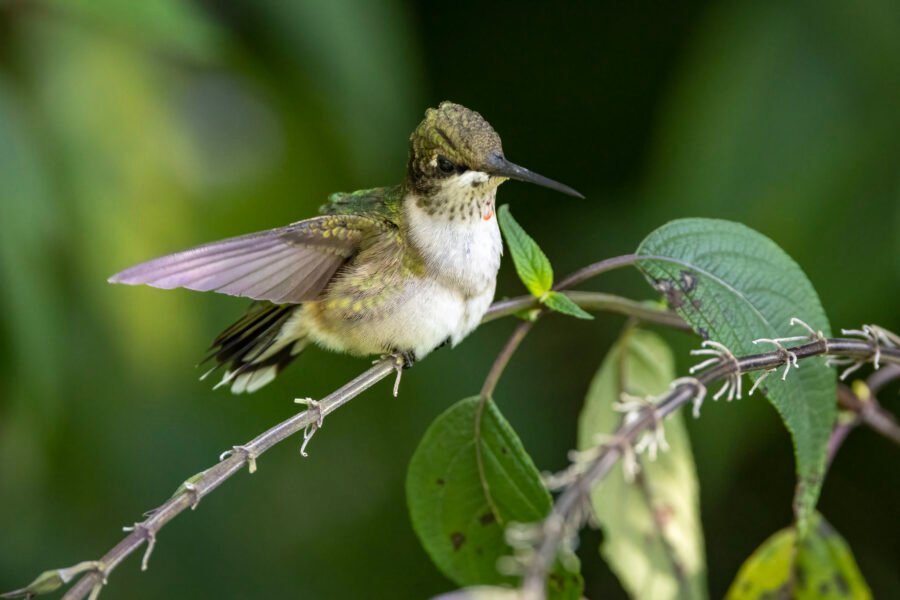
403, 185, 503, 352
404, 195, 502, 296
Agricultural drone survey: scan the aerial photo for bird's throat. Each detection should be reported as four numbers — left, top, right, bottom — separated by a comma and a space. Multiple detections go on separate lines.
411, 172, 500, 224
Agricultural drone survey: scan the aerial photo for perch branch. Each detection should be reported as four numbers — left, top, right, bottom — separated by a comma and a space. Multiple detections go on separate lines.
6, 255, 664, 600
520, 332, 900, 599
55, 359, 399, 600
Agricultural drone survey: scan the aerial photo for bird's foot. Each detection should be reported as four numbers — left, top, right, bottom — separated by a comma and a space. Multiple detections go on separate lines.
294, 398, 323, 457
375, 350, 416, 397
295, 397, 324, 427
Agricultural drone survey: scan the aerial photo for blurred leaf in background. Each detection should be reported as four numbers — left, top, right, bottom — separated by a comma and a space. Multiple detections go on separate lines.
579, 329, 706, 600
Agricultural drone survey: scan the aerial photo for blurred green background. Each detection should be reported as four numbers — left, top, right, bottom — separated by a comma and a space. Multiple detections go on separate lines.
1, 1, 898, 598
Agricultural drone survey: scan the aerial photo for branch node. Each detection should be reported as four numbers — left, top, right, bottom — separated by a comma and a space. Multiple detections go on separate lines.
230, 445, 258, 474
375, 353, 408, 397
183, 482, 201, 510
613, 393, 669, 461
121, 523, 157, 572
689, 340, 742, 403
842, 324, 899, 371
752, 338, 799, 380
671, 377, 707, 418
294, 398, 324, 457
597, 433, 639, 482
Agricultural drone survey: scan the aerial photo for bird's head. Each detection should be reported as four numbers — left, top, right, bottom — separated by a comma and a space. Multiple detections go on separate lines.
406, 102, 583, 210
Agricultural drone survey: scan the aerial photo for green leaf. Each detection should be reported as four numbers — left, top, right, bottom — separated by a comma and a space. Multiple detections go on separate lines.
542, 291, 594, 320
636, 218, 835, 535
578, 329, 707, 600
498, 205, 554, 297
407, 397, 582, 599
726, 513, 871, 599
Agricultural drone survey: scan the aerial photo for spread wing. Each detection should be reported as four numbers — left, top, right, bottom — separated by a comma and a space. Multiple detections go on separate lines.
108, 215, 384, 304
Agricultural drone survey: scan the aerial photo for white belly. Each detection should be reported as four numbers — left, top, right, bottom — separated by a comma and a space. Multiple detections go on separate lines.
304, 277, 496, 359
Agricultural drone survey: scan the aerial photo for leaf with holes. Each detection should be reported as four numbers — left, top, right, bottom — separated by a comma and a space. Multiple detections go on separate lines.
578, 329, 707, 600
726, 513, 870, 599
498, 205, 554, 297
636, 218, 835, 535
407, 397, 582, 599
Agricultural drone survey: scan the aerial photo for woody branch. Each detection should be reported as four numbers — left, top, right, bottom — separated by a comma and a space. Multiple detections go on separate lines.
4, 256, 661, 600
519, 330, 900, 599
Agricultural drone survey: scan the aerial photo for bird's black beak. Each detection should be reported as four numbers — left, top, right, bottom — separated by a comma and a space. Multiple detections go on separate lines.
485, 154, 584, 198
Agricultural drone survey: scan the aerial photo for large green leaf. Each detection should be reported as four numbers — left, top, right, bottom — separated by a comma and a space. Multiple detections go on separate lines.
726, 513, 871, 599
636, 218, 835, 534
578, 329, 707, 600
407, 397, 581, 599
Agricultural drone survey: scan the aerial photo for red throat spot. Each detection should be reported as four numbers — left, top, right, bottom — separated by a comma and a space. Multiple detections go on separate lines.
483, 209, 494, 221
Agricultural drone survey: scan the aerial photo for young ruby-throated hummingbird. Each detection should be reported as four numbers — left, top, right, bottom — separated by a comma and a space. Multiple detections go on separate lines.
109, 102, 583, 393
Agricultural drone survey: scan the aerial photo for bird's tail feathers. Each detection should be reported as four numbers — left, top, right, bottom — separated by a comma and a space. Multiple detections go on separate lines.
200, 303, 307, 394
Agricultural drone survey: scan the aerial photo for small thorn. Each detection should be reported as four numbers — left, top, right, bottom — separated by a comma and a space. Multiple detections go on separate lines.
140, 532, 157, 572
294, 397, 324, 427
231, 445, 258, 474
748, 369, 775, 396
294, 398, 324, 457
183, 482, 201, 510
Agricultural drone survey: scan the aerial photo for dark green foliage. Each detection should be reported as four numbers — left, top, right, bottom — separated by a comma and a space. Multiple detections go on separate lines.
407, 397, 582, 599
637, 218, 836, 535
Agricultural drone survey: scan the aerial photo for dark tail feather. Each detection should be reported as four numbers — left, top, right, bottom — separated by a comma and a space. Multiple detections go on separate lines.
200, 302, 307, 394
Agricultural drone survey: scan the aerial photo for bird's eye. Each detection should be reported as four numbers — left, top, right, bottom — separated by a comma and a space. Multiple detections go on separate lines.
437, 156, 455, 174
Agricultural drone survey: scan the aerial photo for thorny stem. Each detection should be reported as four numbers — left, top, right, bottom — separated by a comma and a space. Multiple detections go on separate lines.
58, 359, 399, 600
521, 337, 900, 600
13, 256, 656, 600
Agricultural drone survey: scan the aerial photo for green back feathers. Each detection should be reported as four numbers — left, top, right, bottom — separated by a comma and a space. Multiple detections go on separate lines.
320, 186, 402, 221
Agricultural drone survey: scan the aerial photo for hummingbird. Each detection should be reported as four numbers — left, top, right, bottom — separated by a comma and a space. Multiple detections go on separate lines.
109, 102, 582, 394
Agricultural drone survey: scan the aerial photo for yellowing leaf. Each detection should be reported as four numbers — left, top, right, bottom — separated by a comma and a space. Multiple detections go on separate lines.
726, 513, 871, 599
578, 329, 707, 600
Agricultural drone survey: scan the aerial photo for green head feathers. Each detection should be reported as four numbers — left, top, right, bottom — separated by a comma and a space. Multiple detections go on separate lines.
406, 102, 503, 193
406, 101, 584, 199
